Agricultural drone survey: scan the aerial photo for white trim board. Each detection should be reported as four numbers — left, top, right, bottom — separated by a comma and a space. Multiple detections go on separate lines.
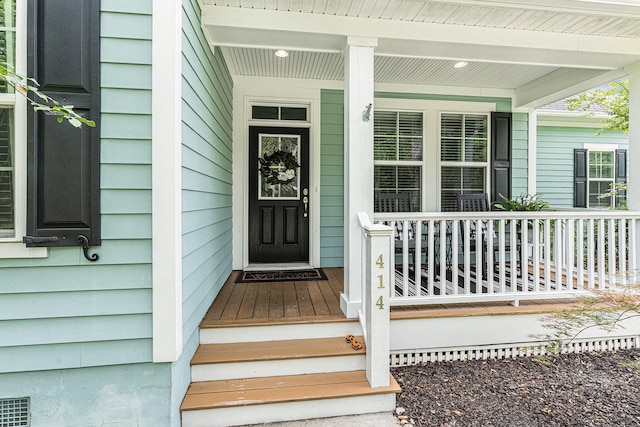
152, 0, 183, 363
232, 77, 322, 270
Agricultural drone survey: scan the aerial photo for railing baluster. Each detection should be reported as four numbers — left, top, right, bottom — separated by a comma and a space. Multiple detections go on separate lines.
630, 219, 637, 283
597, 218, 606, 289
402, 220, 410, 296
544, 219, 551, 291
566, 219, 574, 290
486, 218, 494, 294
415, 220, 422, 296
554, 219, 563, 292
426, 220, 434, 295
619, 219, 627, 286
499, 219, 506, 293
520, 218, 528, 294
587, 218, 595, 289
476, 219, 483, 294
532, 219, 540, 292
577, 219, 584, 290
438, 220, 445, 296
452, 220, 459, 295
464, 220, 471, 294
608, 218, 616, 287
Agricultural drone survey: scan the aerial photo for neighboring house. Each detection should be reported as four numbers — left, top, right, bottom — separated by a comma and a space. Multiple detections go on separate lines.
536, 100, 629, 209
2, 1, 640, 427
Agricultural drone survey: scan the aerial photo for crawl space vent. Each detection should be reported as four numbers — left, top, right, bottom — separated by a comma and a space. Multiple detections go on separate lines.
0, 398, 30, 427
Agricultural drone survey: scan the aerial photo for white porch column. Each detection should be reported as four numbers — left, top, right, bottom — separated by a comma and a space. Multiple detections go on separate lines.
628, 68, 640, 276
341, 36, 377, 318
527, 109, 537, 195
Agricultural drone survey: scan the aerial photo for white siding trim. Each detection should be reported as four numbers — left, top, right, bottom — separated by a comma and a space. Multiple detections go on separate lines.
152, 0, 182, 363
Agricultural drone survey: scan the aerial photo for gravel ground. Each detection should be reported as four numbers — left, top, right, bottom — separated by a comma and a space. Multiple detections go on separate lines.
392, 349, 640, 427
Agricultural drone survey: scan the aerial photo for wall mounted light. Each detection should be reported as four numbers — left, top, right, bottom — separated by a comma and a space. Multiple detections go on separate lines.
362, 103, 372, 122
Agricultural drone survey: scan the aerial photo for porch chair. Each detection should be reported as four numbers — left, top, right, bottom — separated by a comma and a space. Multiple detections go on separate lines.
456, 193, 521, 279
376, 192, 428, 265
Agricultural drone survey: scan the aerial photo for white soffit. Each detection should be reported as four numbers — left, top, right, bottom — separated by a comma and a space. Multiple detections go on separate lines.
223, 47, 558, 89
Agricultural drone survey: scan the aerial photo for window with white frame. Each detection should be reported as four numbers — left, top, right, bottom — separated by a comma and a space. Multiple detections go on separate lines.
588, 150, 618, 208
440, 113, 489, 211
373, 110, 423, 212
373, 100, 494, 213
0, 0, 17, 239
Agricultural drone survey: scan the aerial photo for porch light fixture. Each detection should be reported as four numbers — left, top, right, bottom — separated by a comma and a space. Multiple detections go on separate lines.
275, 49, 289, 58
454, 61, 468, 68
362, 103, 372, 122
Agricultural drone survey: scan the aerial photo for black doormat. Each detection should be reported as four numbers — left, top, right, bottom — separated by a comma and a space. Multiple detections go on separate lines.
235, 268, 328, 283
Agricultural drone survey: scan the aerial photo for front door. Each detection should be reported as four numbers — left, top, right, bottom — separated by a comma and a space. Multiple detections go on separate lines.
248, 126, 310, 264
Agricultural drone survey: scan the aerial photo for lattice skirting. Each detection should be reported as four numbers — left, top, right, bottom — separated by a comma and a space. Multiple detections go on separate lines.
390, 335, 640, 366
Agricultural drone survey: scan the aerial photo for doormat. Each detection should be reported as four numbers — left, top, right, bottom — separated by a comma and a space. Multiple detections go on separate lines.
235, 268, 328, 283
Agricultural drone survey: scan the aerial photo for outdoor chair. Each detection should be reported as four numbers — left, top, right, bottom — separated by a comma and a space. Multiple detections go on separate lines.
376, 192, 428, 265
457, 193, 521, 279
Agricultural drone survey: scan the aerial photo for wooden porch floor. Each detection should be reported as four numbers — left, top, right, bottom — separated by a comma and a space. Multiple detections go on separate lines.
201, 268, 577, 328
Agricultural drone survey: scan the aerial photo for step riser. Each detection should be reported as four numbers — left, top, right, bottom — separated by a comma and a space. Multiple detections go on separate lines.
192, 355, 366, 382
200, 322, 362, 344
182, 392, 397, 427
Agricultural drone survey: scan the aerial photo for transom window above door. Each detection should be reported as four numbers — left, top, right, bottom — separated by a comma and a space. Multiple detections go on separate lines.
372, 99, 495, 213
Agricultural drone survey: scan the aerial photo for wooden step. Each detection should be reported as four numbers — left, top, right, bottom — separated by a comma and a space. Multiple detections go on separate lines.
192, 336, 364, 365
181, 370, 400, 411
190, 336, 367, 382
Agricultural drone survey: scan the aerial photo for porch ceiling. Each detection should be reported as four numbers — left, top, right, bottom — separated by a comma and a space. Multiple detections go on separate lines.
201, 0, 640, 108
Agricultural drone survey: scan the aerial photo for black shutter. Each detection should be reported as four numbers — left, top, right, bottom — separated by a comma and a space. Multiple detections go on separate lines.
490, 112, 512, 205
573, 149, 588, 208
615, 149, 627, 202
25, 0, 100, 250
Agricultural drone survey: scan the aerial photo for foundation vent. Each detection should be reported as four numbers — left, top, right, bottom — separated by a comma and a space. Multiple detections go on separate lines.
390, 336, 640, 366
0, 398, 30, 427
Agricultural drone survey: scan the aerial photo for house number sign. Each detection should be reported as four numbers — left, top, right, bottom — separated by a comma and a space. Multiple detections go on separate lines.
376, 254, 385, 310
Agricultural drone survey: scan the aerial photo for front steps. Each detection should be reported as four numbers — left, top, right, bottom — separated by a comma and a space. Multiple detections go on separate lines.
181, 321, 400, 426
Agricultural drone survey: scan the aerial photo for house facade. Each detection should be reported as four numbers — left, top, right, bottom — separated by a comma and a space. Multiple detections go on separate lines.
2, 0, 640, 426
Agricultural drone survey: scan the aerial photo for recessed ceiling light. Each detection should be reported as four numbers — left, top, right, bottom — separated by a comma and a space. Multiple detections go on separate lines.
275, 49, 289, 58
454, 61, 468, 68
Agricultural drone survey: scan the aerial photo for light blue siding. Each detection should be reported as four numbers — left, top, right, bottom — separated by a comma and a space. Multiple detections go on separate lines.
512, 113, 529, 196
320, 90, 345, 267
537, 126, 628, 208
180, 0, 233, 374
0, 2, 153, 373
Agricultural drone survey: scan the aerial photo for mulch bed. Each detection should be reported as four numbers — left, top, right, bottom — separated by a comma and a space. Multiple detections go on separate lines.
392, 349, 640, 427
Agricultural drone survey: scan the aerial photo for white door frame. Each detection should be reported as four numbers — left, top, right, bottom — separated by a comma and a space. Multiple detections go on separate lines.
232, 77, 325, 270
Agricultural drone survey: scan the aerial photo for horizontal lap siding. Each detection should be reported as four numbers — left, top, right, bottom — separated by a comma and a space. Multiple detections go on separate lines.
0, 1, 154, 373
320, 90, 344, 267
181, 0, 233, 348
512, 113, 529, 196
536, 126, 628, 208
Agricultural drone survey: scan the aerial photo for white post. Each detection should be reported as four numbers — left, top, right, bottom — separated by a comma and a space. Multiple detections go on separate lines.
628, 68, 640, 282
341, 36, 377, 318
527, 109, 537, 195
362, 223, 392, 387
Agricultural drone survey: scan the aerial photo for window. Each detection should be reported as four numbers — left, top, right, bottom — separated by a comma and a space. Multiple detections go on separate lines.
373, 111, 423, 211
574, 147, 627, 209
0, 0, 17, 240
588, 150, 615, 208
252, 105, 308, 121
440, 113, 489, 211
372, 99, 499, 213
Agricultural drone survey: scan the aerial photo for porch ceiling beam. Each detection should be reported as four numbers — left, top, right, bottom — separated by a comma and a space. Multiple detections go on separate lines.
513, 67, 628, 109
202, 6, 640, 70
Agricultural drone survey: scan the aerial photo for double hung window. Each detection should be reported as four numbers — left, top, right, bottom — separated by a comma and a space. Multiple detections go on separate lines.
440, 113, 489, 212
373, 111, 422, 212
0, 0, 18, 240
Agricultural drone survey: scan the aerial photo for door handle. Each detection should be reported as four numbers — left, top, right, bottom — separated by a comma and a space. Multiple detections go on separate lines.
303, 188, 309, 217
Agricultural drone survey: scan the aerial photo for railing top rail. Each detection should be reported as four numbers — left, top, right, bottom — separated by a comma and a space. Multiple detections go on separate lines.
374, 210, 640, 221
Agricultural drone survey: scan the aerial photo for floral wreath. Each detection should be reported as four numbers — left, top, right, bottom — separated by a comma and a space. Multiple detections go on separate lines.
258, 150, 300, 186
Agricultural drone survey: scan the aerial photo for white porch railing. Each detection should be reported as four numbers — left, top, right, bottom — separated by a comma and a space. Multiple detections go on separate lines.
373, 211, 640, 306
